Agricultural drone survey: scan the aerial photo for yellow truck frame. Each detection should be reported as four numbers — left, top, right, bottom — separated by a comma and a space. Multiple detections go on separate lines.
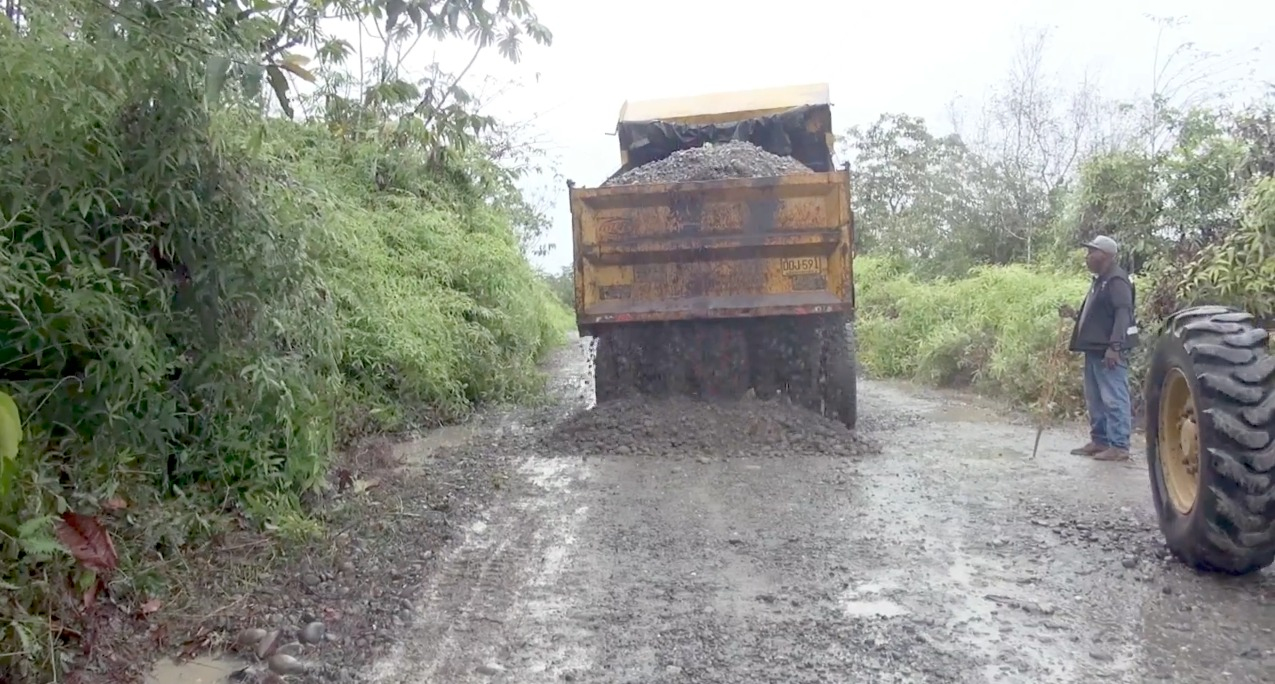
570, 83, 853, 332
569, 83, 857, 427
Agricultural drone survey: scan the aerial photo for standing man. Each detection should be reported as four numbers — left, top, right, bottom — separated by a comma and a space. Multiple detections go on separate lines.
1058, 235, 1136, 462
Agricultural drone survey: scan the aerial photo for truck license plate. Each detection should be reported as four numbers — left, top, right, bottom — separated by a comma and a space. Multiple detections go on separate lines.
779, 257, 823, 276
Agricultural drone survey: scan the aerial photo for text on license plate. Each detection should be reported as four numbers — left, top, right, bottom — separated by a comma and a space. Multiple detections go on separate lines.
779, 257, 823, 276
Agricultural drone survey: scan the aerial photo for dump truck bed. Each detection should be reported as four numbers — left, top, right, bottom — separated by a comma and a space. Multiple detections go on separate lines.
569, 170, 853, 335
574, 82, 859, 428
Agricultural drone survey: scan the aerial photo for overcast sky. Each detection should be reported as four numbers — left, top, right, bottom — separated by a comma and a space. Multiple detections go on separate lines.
335, 1, 1273, 271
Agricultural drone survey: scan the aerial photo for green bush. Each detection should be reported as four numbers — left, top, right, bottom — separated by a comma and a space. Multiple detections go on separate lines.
855, 256, 1092, 414
271, 123, 571, 436
0, 14, 568, 679
540, 266, 576, 311
854, 230, 1272, 418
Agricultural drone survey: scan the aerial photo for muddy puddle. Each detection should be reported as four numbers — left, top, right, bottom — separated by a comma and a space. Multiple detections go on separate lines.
146, 656, 242, 684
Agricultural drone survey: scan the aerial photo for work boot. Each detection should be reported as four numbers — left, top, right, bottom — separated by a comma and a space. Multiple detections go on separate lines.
1093, 447, 1131, 462
1069, 442, 1105, 456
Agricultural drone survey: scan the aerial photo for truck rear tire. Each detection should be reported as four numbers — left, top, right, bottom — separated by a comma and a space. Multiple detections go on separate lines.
819, 320, 857, 430
1145, 306, 1275, 575
593, 329, 636, 404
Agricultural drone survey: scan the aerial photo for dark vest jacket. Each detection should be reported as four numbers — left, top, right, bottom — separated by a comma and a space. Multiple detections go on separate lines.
1068, 266, 1138, 353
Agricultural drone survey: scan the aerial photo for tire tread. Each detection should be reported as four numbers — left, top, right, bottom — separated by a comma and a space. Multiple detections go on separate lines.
1156, 307, 1275, 574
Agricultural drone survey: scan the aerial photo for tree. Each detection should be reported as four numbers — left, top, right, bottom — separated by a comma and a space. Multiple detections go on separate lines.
1142, 15, 1257, 159
841, 114, 1024, 276
198, 0, 552, 117
952, 28, 1118, 262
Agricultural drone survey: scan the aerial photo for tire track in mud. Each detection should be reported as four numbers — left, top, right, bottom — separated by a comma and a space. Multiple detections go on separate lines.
850, 449, 1094, 683
368, 500, 536, 682
859, 387, 1158, 683
368, 456, 593, 684
504, 459, 594, 680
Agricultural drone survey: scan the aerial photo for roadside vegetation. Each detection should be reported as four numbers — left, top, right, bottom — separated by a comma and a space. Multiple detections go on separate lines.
847, 26, 1274, 416
542, 265, 577, 311
0, 0, 565, 679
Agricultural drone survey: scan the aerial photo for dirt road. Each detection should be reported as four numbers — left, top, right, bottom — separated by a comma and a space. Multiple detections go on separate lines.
368, 335, 1275, 684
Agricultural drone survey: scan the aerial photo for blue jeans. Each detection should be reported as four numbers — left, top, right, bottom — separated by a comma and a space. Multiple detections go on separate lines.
1083, 351, 1131, 450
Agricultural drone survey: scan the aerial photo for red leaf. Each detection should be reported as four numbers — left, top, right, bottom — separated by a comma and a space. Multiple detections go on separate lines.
55, 512, 118, 573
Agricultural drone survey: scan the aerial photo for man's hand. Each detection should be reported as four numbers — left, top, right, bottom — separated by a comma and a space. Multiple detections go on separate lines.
1058, 303, 1077, 319
1103, 347, 1121, 369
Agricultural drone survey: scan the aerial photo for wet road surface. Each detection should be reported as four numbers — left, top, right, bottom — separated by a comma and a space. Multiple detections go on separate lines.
368, 336, 1275, 683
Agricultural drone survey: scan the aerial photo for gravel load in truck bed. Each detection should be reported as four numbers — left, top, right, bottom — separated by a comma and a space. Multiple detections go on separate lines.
602, 140, 814, 186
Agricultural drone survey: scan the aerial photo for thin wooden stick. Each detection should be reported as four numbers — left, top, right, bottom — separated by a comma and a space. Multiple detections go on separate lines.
1031, 320, 1073, 458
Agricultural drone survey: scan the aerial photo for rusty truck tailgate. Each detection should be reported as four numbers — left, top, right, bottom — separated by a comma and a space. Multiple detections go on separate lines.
570, 170, 853, 333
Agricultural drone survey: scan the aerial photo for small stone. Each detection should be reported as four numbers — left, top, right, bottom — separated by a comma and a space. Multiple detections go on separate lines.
276, 642, 303, 657
301, 573, 321, 588
1161, 586, 1173, 595
256, 630, 283, 659
476, 663, 506, 675
299, 621, 326, 645
268, 653, 307, 675
697, 457, 710, 464
665, 665, 683, 674
1121, 556, 1138, 569
236, 628, 268, 648
1089, 650, 1115, 662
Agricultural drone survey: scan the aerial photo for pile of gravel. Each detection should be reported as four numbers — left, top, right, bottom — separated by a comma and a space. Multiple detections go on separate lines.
603, 141, 813, 186
541, 395, 874, 459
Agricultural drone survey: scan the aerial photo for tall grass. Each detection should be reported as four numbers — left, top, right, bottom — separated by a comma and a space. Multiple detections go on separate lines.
855, 256, 1091, 414
272, 123, 571, 436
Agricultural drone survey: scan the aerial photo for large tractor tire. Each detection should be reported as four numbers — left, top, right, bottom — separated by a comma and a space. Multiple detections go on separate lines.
1145, 305, 1275, 575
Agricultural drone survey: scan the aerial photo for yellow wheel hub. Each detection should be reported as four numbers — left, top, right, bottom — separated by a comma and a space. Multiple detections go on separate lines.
1160, 368, 1202, 515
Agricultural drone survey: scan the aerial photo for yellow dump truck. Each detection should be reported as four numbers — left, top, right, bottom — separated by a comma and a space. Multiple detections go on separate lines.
568, 83, 858, 428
